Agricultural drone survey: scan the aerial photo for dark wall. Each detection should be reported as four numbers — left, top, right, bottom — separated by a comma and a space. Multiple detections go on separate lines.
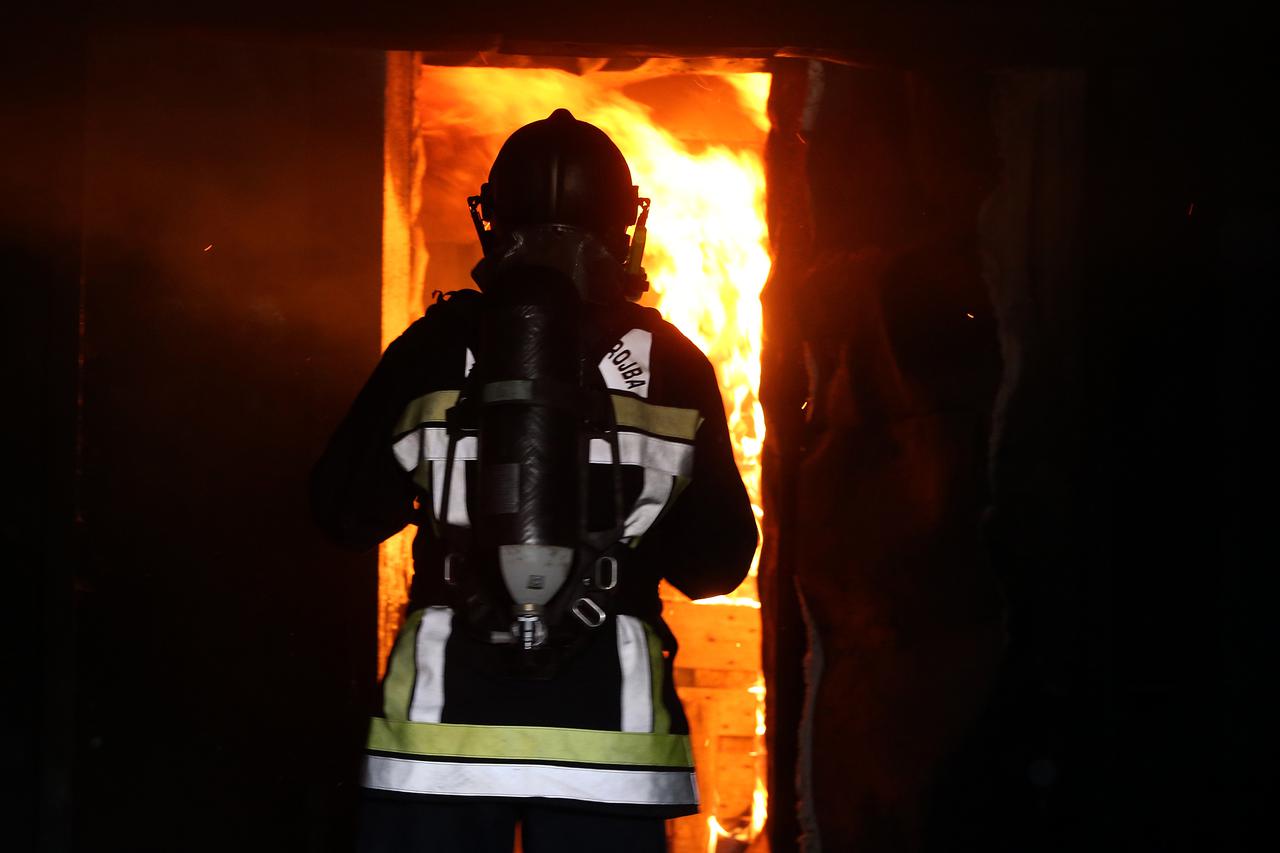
760, 61, 1005, 853
757, 57, 1276, 853
69, 33, 383, 851
973, 66, 1275, 853
2, 19, 87, 853
756, 60, 815, 853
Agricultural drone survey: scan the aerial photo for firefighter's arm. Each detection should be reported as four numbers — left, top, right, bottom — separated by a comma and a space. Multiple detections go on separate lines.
309, 318, 433, 551
636, 357, 758, 599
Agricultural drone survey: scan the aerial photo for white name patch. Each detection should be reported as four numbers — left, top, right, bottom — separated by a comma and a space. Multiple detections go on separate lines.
599, 328, 652, 398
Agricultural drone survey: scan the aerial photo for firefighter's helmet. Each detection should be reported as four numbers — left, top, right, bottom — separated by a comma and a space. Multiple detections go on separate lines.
474, 109, 641, 259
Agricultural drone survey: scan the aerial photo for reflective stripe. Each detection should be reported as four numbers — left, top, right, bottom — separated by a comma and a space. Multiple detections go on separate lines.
622, 468, 675, 539
392, 428, 476, 471
390, 430, 421, 471
363, 754, 697, 807
392, 394, 696, 534
383, 610, 426, 720
390, 390, 473, 524
367, 718, 694, 768
395, 392, 697, 443
644, 622, 671, 735
617, 616, 653, 733
430, 459, 470, 527
393, 390, 461, 437
611, 396, 700, 441
408, 607, 453, 724
398, 429, 682, 531
589, 433, 693, 478
441, 433, 478, 461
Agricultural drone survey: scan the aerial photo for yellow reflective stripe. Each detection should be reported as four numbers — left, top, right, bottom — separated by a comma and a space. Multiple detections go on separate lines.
644, 623, 671, 735
611, 396, 701, 441
393, 390, 461, 437
367, 718, 694, 769
395, 391, 698, 442
382, 610, 425, 720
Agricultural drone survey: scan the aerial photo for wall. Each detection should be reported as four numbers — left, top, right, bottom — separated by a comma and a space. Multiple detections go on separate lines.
72, 33, 384, 851
972, 65, 1273, 853
2, 18, 88, 853
759, 57, 1276, 853
760, 60, 1005, 852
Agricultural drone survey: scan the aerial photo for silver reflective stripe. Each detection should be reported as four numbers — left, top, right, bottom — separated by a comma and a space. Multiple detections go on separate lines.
363, 755, 697, 807
408, 607, 453, 724
623, 468, 675, 539
617, 616, 654, 733
427, 431, 477, 462
396, 411, 690, 534
390, 427, 475, 527
392, 428, 477, 471
588, 433, 693, 477
391, 430, 422, 471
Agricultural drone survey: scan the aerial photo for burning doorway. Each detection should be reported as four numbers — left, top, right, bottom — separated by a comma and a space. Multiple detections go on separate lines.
380, 52, 771, 851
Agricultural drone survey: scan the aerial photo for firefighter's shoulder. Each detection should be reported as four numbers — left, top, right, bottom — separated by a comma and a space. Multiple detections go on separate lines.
394, 289, 483, 344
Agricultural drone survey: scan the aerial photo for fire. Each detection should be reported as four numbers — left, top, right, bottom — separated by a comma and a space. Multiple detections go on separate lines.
384, 59, 772, 850
749, 678, 769, 837
708, 816, 735, 853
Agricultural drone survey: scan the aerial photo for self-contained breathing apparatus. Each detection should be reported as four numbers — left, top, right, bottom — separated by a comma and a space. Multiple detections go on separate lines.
438, 109, 653, 677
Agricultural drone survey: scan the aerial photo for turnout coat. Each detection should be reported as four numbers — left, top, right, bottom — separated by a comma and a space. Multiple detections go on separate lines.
311, 290, 757, 817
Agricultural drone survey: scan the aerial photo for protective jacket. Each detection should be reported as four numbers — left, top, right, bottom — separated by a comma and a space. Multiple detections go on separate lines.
311, 290, 757, 817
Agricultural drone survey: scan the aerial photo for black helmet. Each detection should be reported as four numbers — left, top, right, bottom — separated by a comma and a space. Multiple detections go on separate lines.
477, 109, 639, 256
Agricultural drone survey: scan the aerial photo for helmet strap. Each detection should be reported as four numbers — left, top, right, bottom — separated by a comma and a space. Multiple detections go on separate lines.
468, 194, 496, 258
623, 197, 651, 300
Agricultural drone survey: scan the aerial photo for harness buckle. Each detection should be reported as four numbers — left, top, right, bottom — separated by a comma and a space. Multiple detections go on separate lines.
443, 553, 460, 586
594, 555, 618, 591
571, 597, 606, 628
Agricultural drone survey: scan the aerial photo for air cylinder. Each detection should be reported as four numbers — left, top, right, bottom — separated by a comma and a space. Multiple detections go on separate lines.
476, 265, 582, 647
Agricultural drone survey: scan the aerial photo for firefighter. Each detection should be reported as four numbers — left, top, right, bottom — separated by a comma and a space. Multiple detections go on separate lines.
311, 108, 757, 853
